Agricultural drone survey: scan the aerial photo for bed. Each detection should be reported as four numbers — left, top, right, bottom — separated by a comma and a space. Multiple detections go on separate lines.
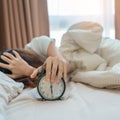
1, 37, 120, 120
7, 82, 120, 120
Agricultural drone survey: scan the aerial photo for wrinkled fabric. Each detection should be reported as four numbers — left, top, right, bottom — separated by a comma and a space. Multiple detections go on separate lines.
60, 21, 120, 89
0, 72, 24, 120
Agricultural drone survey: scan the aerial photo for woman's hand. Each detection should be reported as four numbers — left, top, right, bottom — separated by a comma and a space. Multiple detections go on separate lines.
0, 50, 35, 79
31, 56, 69, 83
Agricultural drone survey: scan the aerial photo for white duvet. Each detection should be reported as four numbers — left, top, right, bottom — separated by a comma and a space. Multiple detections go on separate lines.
60, 21, 120, 89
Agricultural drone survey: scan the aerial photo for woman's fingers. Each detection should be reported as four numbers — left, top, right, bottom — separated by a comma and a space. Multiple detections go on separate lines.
57, 62, 63, 83
45, 57, 52, 81
6, 74, 15, 79
0, 62, 9, 69
3, 52, 15, 60
31, 56, 68, 84
12, 50, 22, 58
30, 66, 42, 78
0, 55, 12, 64
45, 56, 68, 83
0, 51, 21, 67
63, 63, 67, 81
51, 58, 58, 83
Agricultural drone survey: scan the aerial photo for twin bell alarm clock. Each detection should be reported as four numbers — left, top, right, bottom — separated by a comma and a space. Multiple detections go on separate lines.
36, 68, 66, 101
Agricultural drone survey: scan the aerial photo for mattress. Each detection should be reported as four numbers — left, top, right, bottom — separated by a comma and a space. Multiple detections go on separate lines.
7, 82, 120, 120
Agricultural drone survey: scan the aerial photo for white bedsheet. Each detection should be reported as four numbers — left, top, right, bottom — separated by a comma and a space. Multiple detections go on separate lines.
7, 82, 120, 120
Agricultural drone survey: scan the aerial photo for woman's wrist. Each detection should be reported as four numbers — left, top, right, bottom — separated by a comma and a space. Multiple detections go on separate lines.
25, 66, 36, 77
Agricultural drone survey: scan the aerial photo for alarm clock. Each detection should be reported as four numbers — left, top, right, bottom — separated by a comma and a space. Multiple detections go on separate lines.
36, 69, 66, 101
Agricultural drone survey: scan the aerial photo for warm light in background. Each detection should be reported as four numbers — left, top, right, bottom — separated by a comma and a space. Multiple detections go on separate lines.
48, 0, 102, 15
48, 0, 114, 47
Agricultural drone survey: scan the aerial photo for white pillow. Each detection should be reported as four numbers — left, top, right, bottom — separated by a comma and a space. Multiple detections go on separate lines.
0, 72, 24, 120
0, 72, 24, 102
0, 115, 5, 120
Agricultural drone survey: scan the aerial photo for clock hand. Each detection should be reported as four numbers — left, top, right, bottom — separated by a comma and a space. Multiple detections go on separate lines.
50, 81, 53, 98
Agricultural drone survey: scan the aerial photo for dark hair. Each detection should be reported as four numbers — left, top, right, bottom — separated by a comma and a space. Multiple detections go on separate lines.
0, 49, 43, 88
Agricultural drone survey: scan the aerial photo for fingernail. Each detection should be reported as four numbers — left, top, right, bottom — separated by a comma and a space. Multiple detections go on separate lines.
56, 80, 60, 84
3, 52, 7, 55
30, 75, 34, 78
52, 79, 54, 83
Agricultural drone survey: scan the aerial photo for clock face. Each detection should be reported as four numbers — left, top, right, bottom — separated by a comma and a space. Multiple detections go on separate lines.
37, 74, 66, 101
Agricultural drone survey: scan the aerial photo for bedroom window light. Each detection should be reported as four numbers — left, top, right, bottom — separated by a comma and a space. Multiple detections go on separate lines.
48, 0, 115, 47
